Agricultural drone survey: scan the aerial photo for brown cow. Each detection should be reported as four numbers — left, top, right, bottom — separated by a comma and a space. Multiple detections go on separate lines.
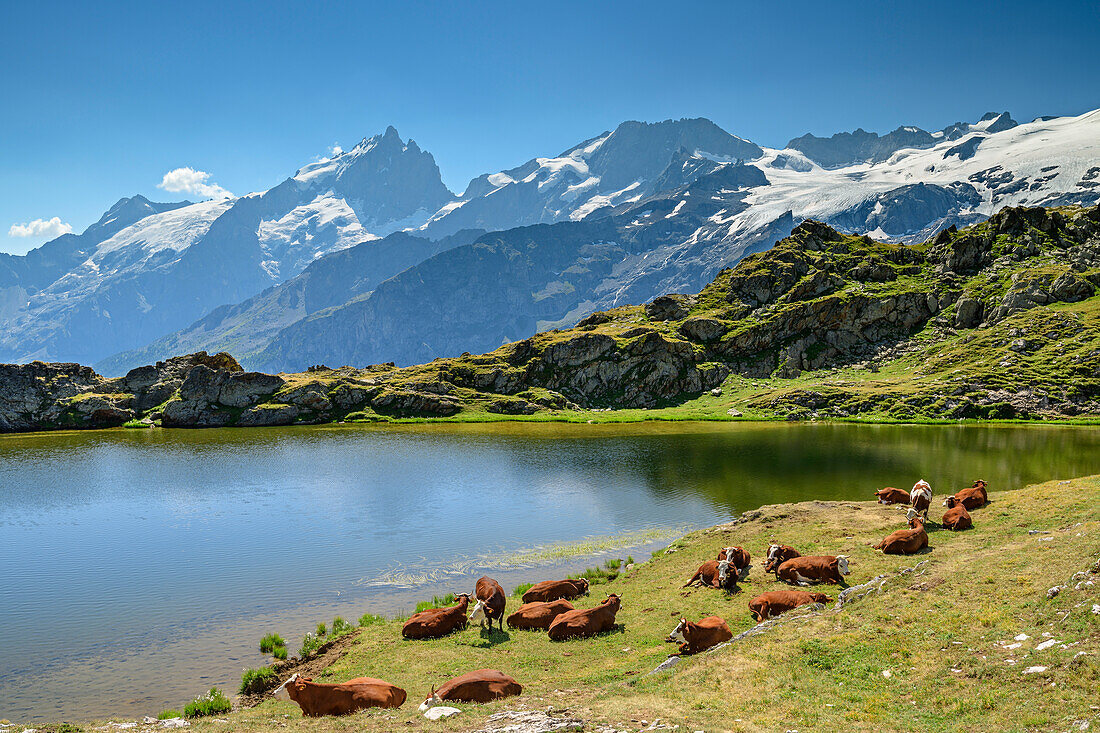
943, 479, 988, 511
665, 615, 732, 654
274, 673, 405, 716
776, 555, 851, 586
547, 594, 621, 640
469, 576, 506, 632
873, 508, 929, 554
941, 496, 973, 530
521, 578, 589, 603
402, 593, 471, 639
875, 487, 911, 504
683, 559, 736, 590
506, 600, 574, 630
910, 479, 933, 519
718, 546, 752, 581
763, 544, 801, 576
748, 590, 832, 623
417, 669, 521, 712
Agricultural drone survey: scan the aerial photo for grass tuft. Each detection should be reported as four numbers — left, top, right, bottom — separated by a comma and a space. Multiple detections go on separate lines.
183, 688, 231, 719
239, 667, 277, 695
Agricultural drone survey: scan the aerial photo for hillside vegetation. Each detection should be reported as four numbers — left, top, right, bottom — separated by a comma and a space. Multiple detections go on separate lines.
178, 474, 1100, 732
2, 204, 1099, 433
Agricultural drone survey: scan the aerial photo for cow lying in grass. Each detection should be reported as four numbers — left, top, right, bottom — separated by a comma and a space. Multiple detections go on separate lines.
683, 559, 736, 590
776, 555, 851, 586
873, 508, 929, 554
941, 495, 974, 530
402, 594, 471, 639
665, 615, 732, 654
944, 479, 988, 511
274, 673, 405, 716
748, 590, 832, 623
417, 669, 521, 711
718, 546, 752, 581
548, 594, 621, 640
875, 487, 911, 504
763, 544, 801, 577
522, 578, 589, 603
506, 600, 574, 630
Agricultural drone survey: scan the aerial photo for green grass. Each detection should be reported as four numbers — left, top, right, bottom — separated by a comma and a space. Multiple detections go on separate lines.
239, 667, 277, 695
183, 688, 231, 719
358, 613, 385, 627
156, 710, 182, 720
122, 418, 151, 429
414, 594, 456, 613
512, 582, 533, 598
272, 645, 287, 660
258, 633, 285, 654
193, 474, 1099, 732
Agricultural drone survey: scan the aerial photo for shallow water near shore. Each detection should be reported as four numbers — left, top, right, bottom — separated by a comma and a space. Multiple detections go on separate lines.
1, 421, 1099, 722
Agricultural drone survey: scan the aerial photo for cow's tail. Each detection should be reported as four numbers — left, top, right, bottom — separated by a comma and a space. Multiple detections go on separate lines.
683, 572, 700, 588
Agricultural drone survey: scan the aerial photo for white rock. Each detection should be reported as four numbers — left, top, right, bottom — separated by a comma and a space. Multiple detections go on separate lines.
424, 706, 461, 720
1036, 639, 1059, 651
1092, 604, 1100, 615
1014, 633, 1030, 641
1022, 665, 1048, 674
882, 670, 892, 678
1005, 642, 1022, 650
158, 720, 189, 729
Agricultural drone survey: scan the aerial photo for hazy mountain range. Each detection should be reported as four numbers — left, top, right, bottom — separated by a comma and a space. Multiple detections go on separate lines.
3, 107, 1098, 374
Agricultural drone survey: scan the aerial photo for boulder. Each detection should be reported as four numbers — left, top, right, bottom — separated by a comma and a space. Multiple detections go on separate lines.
645, 293, 696, 321
237, 403, 300, 427
679, 317, 727, 342
218, 372, 286, 408
370, 390, 462, 417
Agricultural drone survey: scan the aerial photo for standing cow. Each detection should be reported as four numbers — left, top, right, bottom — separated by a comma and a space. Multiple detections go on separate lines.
665, 615, 732, 654
274, 673, 406, 716
469, 576, 506, 633
402, 594, 472, 639
910, 479, 933, 520
547, 594, 621, 640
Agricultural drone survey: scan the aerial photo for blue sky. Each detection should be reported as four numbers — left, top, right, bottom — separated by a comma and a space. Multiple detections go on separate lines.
2, 0, 1098, 254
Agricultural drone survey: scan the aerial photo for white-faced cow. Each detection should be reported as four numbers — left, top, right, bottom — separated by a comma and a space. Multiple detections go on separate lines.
763, 544, 801, 577
873, 507, 929, 554
469, 576, 506, 633
718, 546, 752, 581
776, 555, 851, 586
683, 559, 735, 590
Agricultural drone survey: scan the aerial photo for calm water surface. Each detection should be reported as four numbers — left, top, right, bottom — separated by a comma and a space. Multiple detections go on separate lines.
1, 421, 1099, 721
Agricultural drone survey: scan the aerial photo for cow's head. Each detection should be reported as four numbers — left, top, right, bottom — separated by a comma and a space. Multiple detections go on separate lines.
717, 558, 731, 585
604, 593, 621, 610
721, 546, 735, 560
469, 599, 487, 625
764, 544, 781, 572
836, 555, 851, 576
576, 578, 590, 594
418, 687, 442, 713
811, 592, 833, 604
666, 617, 688, 644
972, 478, 987, 489
273, 672, 299, 700
943, 495, 956, 508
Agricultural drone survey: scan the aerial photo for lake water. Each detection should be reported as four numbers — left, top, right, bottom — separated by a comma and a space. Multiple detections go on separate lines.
2, 421, 1099, 722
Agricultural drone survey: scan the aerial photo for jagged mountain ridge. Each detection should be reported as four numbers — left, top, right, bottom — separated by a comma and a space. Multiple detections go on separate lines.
7, 109, 1100, 373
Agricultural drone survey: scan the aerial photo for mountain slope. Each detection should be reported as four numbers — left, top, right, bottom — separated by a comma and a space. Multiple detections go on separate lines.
417, 118, 764, 239
0, 128, 453, 365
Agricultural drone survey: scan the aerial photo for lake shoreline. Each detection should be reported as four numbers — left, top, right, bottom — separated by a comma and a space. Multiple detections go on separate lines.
16, 473, 1098, 731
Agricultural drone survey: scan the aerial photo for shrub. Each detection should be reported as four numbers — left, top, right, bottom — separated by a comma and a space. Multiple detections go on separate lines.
626, 555, 635, 565
157, 710, 182, 720
358, 613, 385, 627
240, 666, 277, 695
272, 645, 288, 660
512, 583, 533, 598
300, 633, 325, 658
259, 633, 286, 654
331, 616, 354, 636
315, 622, 327, 637
569, 559, 622, 586
414, 593, 456, 613
183, 688, 232, 718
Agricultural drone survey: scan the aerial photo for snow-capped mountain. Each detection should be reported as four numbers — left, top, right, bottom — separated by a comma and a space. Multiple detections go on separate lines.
416, 118, 763, 238
6, 108, 1100, 372
0, 128, 454, 365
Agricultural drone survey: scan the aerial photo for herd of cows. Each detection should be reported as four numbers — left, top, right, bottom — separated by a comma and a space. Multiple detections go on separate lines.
270, 478, 990, 718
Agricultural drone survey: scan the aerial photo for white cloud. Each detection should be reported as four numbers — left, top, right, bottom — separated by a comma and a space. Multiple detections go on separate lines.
330, 143, 343, 156
157, 167, 234, 199
8, 216, 73, 239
